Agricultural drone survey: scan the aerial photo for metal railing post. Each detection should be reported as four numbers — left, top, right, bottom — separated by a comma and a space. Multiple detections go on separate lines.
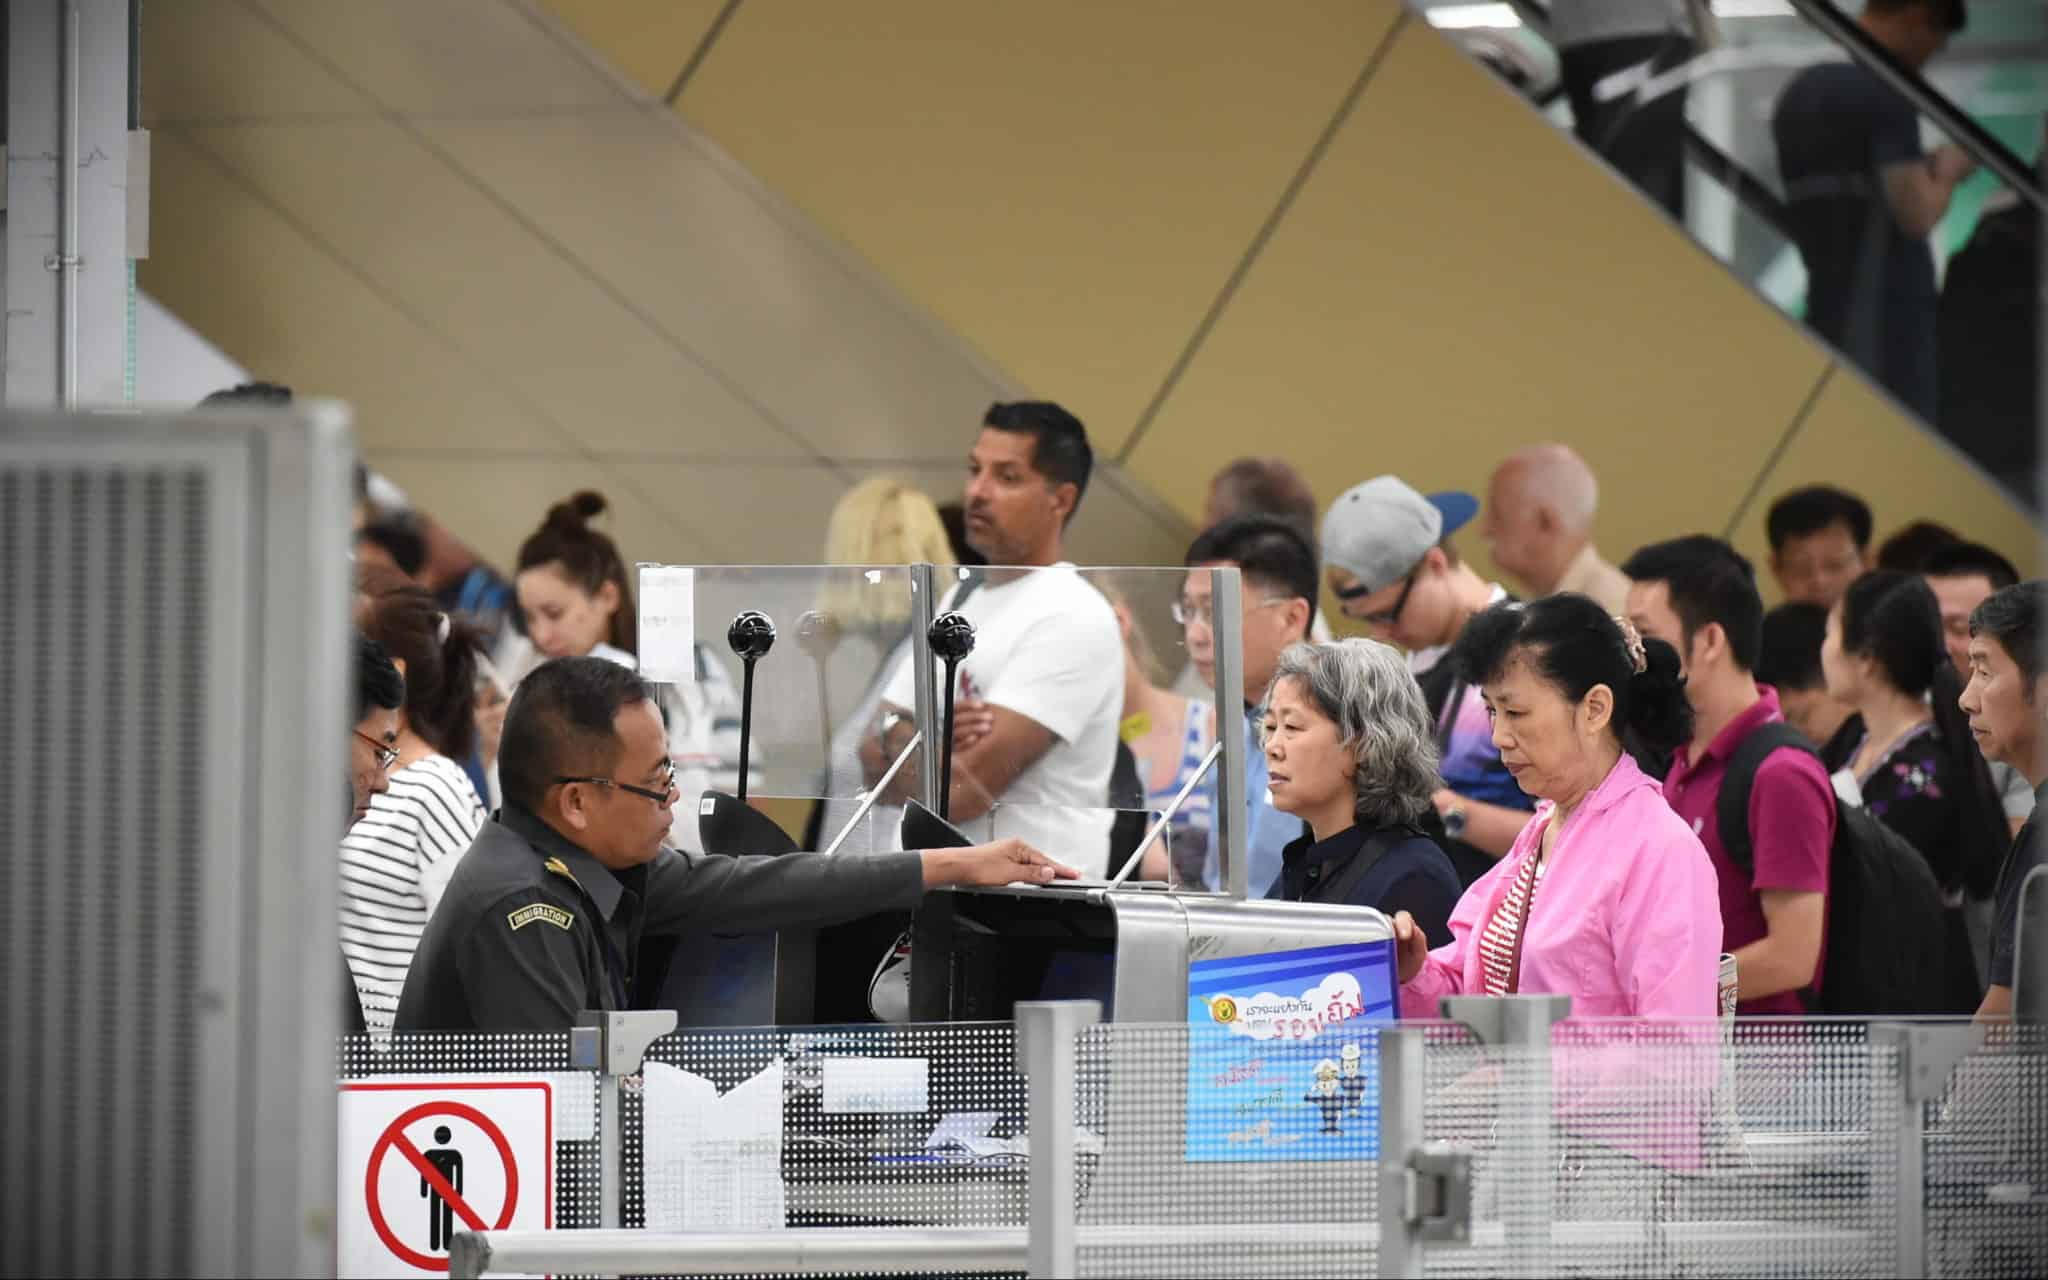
1015, 1000, 1100, 1279
1871, 1023, 1972, 1279
576, 1009, 678, 1230
1443, 995, 1570, 1274
1378, 1027, 1426, 1279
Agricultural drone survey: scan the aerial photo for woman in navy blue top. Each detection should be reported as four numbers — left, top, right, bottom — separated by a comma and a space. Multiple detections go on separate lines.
1260, 639, 1461, 947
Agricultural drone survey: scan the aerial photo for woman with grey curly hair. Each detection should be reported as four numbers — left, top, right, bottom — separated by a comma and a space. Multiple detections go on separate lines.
1261, 638, 1461, 945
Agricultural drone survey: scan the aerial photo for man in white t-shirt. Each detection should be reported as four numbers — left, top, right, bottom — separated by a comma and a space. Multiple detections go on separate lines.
863, 403, 1123, 874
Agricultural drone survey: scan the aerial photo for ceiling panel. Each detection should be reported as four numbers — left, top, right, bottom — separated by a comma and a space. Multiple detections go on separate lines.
180, 117, 812, 460
418, 111, 1014, 460
678, 0, 1406, 454
141, 0, 366, 124
138, 129, 567, 455
254, 0, 628, 116
1123, 19, 1833, 589
1730, 367, 2044, 599
535, 0, 731, 102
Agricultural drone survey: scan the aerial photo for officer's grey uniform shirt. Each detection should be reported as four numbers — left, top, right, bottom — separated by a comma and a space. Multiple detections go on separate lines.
395, 805, 925, 1031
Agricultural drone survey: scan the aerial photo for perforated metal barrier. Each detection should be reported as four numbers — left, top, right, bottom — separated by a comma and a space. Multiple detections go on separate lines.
369, 1008, 2048, 1280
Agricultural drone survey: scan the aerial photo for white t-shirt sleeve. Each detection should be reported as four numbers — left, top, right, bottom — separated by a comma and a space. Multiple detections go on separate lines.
979, 595, 1122, 746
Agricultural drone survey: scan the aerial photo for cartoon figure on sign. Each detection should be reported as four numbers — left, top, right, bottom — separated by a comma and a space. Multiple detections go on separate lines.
421, 1125, 464, 1252
1305, 1059, 1343, 1135
1339, 1042, 1366, 1118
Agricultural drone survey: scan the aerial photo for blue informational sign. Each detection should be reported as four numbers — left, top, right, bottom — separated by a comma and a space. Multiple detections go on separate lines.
1184, 940, 1398, 1162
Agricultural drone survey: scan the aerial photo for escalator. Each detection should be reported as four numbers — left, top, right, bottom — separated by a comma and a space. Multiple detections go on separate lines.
1423, 0, 2045, 511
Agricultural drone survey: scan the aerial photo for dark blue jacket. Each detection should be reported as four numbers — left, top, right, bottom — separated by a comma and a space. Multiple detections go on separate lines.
1265, 821, 1460, 948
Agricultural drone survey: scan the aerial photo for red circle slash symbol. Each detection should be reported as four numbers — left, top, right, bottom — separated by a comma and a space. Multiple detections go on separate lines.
364, 1100, 519, 1273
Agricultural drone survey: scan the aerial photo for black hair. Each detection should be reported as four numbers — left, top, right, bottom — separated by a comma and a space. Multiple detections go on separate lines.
1186, 514, 1320, 632
982, 402, 1093, 514
1867, 0, 1967, 32
1766, 485, 1873, 553
516, 491, 636, 654
357, 584, 488, 761
1620, 535, 1765, 672
1452, 593, 1695, 758
1757, 602, 1831, 693
353, 630, 405, 723
498, 656, 651, 813
936, 501, 988, 568
1970, 580, 2047, 687
1924, 540, 2021, 591
354, 520, 427, 578
200, 380, 294, 406
1840, 570, 2006, 894
1208, 457, 1318, 541
1875, 519, 1961, 572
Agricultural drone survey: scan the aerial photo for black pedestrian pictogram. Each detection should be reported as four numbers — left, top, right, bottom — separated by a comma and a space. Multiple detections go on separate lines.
419, 1125, 465, 1252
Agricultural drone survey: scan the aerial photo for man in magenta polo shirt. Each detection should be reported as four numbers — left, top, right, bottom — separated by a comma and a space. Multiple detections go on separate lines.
1623, 536, 1836, 1015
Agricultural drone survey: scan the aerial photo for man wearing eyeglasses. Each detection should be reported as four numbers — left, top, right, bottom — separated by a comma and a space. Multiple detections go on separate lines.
396, 656, 1076, 1032
1321, 476, 1528, 886
1182, 515, 1322, 896
345, 632, 406, 1035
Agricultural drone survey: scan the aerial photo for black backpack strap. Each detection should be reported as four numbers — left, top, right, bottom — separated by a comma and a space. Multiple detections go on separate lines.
1323, 824, 1425, 906
1714, 722, 1821, 876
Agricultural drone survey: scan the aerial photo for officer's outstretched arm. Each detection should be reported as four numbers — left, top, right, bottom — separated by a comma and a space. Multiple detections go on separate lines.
641, 846, 926, 936
456, 893, 589, 1031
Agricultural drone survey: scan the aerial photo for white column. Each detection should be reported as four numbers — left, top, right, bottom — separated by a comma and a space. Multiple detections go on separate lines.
7, 0, 132, 407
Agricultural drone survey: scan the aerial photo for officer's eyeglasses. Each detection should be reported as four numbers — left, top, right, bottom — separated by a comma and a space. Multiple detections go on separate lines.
555, 757, 678, 804
353, 729, 400, 771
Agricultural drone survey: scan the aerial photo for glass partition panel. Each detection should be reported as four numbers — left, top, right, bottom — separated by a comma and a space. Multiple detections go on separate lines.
879, 564, 1247, 891
635, 564, 918, 855
634, 564, 1252, 892
1416, 0, 2046, 509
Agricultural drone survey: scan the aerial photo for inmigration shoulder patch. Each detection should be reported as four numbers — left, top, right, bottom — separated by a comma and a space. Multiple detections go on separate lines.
507, 903, 575, 932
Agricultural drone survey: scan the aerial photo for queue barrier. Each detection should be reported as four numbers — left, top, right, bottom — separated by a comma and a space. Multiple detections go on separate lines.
337, 999, 2048, 1279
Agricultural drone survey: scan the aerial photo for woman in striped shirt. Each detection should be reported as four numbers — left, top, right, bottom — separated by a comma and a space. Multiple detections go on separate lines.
342, 583, 490, 1033
1392, 594, 1719, 1018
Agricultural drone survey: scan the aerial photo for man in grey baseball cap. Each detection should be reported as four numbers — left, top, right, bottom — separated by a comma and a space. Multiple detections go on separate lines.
1319, 475, 1531, 885
1321, 476, 1495, 665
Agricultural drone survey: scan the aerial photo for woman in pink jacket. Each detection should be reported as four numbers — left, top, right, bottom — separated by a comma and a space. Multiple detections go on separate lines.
1393, 594, 1721, 1019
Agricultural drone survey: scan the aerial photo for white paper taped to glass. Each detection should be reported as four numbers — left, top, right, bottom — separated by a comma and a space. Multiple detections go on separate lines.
637, 564, 697, 684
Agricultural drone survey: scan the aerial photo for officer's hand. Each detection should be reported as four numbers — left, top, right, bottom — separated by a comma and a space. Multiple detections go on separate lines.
1391, 911, 1430, 985
923, 838, 1079, 888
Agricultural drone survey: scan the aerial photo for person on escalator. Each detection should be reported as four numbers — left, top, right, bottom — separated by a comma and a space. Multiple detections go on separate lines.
1552, 0, 1701, 220
1770, 0, 1974, 422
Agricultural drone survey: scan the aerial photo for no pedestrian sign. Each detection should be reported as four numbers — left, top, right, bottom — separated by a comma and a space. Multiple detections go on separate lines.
338, 1081, 553, 1276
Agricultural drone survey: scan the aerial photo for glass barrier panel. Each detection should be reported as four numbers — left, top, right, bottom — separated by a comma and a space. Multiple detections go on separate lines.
632, 563, 918, 854
878, 564, 1240, 886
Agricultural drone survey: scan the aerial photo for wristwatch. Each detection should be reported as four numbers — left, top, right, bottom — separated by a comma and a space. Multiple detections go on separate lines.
1441, 800, 1469, 841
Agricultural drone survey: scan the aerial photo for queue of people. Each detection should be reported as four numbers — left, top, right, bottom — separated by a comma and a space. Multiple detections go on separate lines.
333, 385, 2040, 1038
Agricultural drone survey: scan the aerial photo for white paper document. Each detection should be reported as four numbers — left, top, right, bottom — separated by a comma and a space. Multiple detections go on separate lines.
641, 1060, 786, 1231
637, 565, 697, 684
821, 1056, 929, 1113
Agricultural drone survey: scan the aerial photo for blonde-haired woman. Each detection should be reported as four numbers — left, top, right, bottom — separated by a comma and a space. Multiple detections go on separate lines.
810, 477, 957, 852
817, 476, 958, 629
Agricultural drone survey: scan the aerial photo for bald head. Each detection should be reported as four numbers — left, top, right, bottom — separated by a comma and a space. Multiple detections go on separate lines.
1481, 444, 1600, 593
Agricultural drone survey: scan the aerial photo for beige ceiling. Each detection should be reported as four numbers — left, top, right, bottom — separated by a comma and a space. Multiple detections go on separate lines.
137, 0, 1186, 572
139, 0, 2037, 592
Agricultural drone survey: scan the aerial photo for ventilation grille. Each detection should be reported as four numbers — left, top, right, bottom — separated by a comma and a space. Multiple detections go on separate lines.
1, 463, 211, 1278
